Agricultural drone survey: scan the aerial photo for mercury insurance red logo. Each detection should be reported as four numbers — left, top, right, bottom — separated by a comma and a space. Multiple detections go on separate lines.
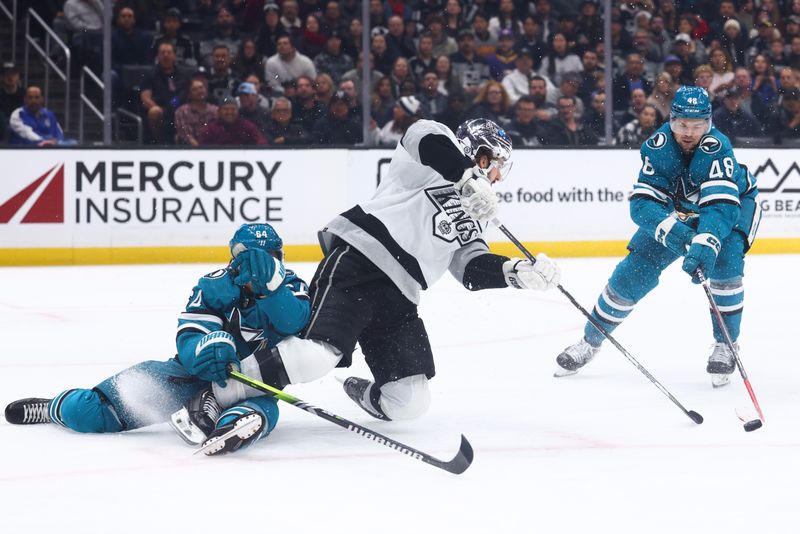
0, 164, 64, 223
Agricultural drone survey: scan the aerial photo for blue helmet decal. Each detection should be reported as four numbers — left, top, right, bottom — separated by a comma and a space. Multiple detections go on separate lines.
229, 223, 283, 260
671, 86, 712, 120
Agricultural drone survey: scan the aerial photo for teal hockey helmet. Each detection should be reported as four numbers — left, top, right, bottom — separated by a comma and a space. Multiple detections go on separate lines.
670, 85, 712, 136
670, 86, 712, 120
229, 223, 283, 260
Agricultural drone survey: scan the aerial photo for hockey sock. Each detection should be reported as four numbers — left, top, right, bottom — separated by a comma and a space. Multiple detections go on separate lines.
709, 277, 743, 343
584, 284, 636, 347
51, 389, 124, 433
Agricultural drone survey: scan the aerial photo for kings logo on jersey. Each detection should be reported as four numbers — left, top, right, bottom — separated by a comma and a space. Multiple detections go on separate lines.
425, 185, 482, 245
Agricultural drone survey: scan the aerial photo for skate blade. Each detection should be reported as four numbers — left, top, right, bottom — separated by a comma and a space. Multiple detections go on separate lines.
554, 367, 579, 378
194, 415, 262, 456
169, 408, 207, 445
710, 374, 731, 388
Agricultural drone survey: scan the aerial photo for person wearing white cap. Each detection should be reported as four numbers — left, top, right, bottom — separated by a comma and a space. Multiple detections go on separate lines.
371, 95, 422, 146
720, 17, 748, 67
708, 1, 740, 42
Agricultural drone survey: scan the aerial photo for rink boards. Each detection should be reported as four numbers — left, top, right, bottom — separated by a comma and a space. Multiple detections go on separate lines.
0, 147, 798, 265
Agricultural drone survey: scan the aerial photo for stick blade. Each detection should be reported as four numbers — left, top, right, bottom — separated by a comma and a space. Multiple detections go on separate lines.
687, 410, 704, 424
433, 434, 474, 475
735, 406, 763, 432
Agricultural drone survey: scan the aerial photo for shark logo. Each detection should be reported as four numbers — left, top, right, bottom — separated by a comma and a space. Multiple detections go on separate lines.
647, 132, 667, 149
699, 136, 721, 154
425, 185, 482, 245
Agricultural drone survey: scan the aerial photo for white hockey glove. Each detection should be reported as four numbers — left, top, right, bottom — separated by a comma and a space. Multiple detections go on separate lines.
454, 167, 498, 222
503, 254, 561, 291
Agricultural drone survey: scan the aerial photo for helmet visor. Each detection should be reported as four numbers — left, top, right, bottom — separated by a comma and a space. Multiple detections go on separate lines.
670, 117, 710, 136
489, 156, 513, 181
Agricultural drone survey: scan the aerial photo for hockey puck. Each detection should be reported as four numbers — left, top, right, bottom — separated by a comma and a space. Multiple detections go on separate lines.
688, 410, 704, 424
743, 419, 763, 432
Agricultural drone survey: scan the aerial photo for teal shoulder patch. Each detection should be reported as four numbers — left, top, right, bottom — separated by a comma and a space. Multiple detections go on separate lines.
698, 135, 722, 154
646, 131, 668, 149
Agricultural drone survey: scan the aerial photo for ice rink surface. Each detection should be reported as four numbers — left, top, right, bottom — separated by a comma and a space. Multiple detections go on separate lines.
1, 255, 797, 533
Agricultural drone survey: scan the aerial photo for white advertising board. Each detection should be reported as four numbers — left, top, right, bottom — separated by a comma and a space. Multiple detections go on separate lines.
0, 147, 798, 264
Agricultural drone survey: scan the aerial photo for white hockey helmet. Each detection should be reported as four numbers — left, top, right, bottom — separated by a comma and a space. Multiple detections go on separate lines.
456, 118, 513, 180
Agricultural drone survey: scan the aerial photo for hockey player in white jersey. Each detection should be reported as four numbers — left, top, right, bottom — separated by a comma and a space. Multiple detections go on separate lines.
191, 118, 560, 432
163, 119, 560, 447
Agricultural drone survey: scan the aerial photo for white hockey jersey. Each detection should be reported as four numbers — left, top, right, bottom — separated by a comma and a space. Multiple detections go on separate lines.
320, 120, 493, 304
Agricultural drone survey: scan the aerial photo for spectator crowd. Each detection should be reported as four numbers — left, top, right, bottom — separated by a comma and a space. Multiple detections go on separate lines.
2, 0, 800, 147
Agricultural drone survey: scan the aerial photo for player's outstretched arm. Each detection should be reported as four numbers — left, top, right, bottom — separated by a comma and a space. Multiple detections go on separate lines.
450, 246, 560, 292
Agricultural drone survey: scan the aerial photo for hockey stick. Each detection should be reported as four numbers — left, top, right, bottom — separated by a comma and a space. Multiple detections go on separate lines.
492, 219, 704, 425
227, 369, 474, 474
695, 270, 764, 432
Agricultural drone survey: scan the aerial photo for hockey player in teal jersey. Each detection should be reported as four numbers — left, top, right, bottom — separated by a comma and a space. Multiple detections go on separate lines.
4, 223, 310, 455
555, 86, 761, 387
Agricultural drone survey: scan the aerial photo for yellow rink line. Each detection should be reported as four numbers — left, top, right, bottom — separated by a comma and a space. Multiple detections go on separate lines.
0, 238, 798, 266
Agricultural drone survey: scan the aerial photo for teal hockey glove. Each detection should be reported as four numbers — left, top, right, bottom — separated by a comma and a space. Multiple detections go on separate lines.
191, 332, 240, 386
231, 248, 285, 296
654, 216, 696, 256
682, 233, 721, 284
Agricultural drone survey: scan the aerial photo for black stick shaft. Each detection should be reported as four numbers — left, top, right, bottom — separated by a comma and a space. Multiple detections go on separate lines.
493, 219, 703, 424
228, 370, 473, 474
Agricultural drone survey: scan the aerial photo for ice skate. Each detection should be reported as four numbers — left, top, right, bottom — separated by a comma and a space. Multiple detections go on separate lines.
198, 406, 265, 456
4, 398, 52, 424
169, 388, 220, 445
707, 342, 738, 388
555, 338, 600, 377
342, 377, 390, 421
